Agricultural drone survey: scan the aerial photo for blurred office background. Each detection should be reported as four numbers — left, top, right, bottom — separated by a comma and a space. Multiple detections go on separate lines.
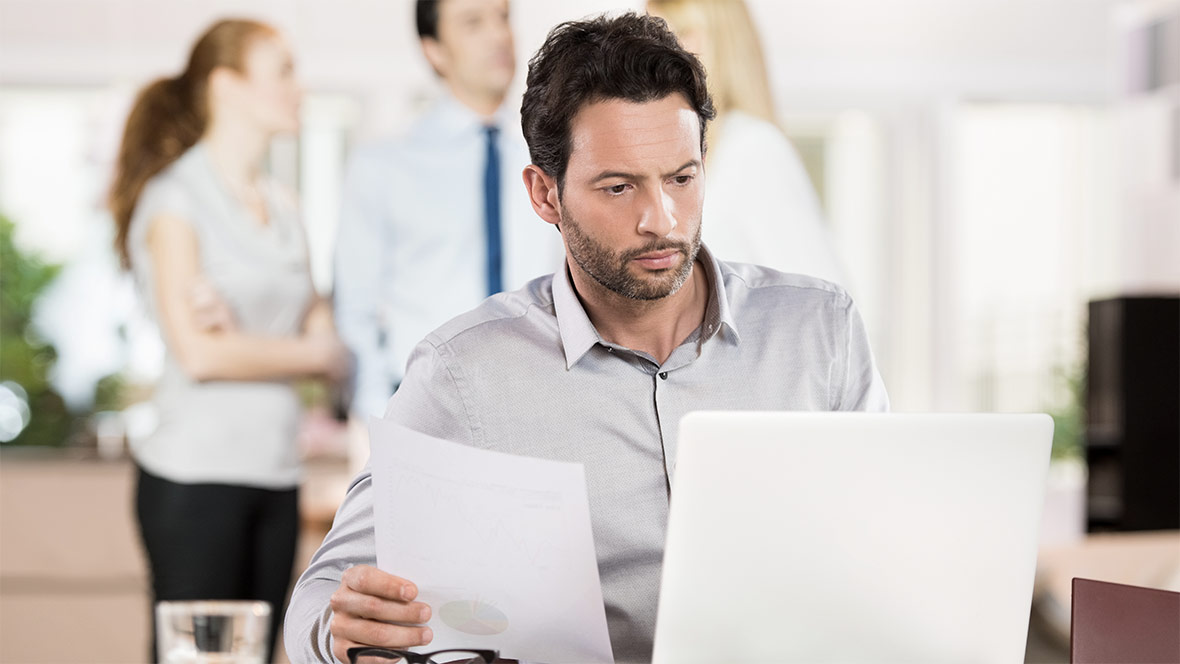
1, 0, 1177, 662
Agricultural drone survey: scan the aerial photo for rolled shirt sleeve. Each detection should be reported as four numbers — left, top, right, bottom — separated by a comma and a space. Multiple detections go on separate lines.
283, 471, 377, 664
284, 340, 473, 663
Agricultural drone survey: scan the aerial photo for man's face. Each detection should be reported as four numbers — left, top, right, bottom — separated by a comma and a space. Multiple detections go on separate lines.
429, 0, 515, 100
557, 94, 704, 301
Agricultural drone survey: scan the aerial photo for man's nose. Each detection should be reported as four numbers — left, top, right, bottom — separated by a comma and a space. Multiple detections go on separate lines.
636, 187, 677, 238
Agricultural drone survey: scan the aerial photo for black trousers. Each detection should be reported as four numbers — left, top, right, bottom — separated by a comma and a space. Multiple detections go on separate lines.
135, 467, 298, 663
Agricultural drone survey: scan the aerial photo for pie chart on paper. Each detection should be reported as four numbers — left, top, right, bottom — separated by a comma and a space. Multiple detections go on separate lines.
439, 600, 510, 635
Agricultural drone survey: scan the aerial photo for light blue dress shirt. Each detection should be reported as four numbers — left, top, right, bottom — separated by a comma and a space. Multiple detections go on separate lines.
287, 246, 889, 663
334, 93, 563, 417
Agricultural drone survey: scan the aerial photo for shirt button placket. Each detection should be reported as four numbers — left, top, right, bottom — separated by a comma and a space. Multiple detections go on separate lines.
653, 368, 675, 489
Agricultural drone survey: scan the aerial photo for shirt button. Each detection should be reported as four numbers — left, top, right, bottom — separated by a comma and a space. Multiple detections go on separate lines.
659, 372, 668, 380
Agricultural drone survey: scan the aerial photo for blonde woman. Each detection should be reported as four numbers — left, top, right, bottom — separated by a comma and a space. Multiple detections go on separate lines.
108, 19, 348, 661
648, 0, 845, 284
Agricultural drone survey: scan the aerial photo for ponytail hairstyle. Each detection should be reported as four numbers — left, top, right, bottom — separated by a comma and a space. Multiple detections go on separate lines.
108, 18, 275, 269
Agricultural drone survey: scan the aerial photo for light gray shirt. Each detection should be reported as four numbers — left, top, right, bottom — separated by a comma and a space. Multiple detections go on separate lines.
128, 143, 313, 488
286, 246, 888, 663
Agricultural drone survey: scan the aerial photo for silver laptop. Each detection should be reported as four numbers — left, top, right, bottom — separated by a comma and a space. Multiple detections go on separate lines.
652, 412, 1053, 664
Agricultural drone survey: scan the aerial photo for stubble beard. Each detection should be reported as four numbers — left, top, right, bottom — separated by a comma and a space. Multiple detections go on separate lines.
560, 206, 703, 301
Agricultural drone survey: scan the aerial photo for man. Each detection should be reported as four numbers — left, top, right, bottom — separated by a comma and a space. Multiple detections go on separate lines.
334, 0, 560, 418
290, 12, 888, 664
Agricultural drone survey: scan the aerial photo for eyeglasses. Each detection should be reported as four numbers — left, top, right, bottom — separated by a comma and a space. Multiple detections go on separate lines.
346, 646, 500, 664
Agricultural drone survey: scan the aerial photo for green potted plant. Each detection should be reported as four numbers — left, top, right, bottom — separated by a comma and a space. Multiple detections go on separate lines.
0, 213, 72, 446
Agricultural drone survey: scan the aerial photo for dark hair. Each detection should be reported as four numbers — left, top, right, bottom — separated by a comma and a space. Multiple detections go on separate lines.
520, 11, 715, 188
416, 0, 440, 39
108, 18, 274, 269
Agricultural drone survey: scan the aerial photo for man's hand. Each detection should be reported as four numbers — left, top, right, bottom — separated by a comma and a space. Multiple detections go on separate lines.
329, 565, 433, 664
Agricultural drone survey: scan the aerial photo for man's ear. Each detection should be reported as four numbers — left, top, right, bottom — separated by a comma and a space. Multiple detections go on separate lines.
522, 165, 562, 228
420, 37, 447, 78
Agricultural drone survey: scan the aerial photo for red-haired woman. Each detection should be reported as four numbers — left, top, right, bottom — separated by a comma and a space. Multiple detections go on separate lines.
108, 19, 348, 661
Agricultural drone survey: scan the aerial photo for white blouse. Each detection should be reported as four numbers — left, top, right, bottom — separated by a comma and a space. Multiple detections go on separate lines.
127, 143, 312, 488
702, 110, 845, 285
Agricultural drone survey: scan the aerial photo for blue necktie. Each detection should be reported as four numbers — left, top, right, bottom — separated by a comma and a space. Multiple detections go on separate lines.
483, 125, 503, 296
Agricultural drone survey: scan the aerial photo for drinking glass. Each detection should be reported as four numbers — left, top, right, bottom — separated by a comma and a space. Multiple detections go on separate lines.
155, 600, 270, 664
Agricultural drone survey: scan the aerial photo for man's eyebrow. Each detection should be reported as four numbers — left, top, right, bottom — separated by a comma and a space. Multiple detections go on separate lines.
590, 170, 636, 184
665, 159, 701, 177
589, 160, 701, 184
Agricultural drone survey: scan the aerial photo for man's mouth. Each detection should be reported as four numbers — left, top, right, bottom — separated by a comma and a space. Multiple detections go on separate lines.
632, 249, 681, 270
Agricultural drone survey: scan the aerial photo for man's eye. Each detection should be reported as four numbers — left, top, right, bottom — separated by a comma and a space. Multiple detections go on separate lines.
673, 175, 693, 185
606, 184, 629, 195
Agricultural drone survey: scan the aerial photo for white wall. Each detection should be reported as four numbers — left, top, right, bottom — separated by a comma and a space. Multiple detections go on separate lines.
2, 0, 1162, 414
756, 0, 1118, 110
0, 0, 1118, 102
0, 0, 634, 136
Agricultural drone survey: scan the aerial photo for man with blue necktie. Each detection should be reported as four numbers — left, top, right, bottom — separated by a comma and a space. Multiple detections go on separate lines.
334, 0, 561, 419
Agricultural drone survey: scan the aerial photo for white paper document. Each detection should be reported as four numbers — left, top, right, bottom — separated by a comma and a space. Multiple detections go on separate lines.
369, 418, 615, 664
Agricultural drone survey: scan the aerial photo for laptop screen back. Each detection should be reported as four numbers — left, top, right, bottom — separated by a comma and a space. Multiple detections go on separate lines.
652, 412, 1052, 663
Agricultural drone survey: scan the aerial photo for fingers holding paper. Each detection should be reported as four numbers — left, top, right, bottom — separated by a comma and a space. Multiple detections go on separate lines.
329, 565, 433, 662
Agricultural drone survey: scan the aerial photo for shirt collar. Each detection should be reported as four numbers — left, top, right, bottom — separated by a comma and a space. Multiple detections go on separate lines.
552, 261, 604, 370
699, 243, 742, 346
426, 89, 517, 137
552, 243, 741, 370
